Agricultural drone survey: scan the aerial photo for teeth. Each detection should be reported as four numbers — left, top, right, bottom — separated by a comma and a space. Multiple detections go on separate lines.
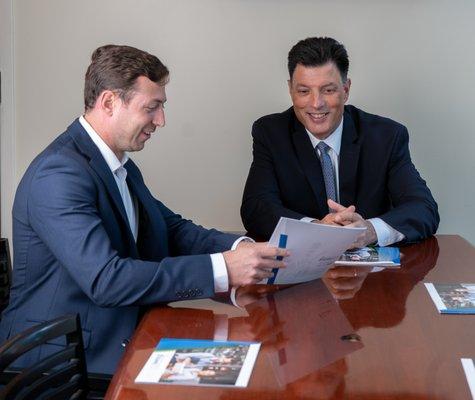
310, 113, 327, 118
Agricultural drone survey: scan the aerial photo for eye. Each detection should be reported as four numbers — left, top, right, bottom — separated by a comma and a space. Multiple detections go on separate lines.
297, 89, 309, 95
324, 88, 336, 94
145, 103, 163, 112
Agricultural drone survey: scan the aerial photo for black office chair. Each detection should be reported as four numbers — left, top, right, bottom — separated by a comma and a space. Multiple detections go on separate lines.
0, 238, 12, 313
0, 314, 88, 399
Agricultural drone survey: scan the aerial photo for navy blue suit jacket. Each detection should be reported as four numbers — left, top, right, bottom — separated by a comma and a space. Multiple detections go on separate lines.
0, 119, 238, 374
241, 105, 439, 241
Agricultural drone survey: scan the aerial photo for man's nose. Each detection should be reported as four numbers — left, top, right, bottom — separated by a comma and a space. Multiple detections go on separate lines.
310, 91, 325, 109
153, 108, 165, 127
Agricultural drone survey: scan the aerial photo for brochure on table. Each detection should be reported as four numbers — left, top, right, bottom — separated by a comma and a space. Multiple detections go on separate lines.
135, 338, 260, 387
425, 283, 475, 314
335, 246, 400, 267
266, 217, 365, 284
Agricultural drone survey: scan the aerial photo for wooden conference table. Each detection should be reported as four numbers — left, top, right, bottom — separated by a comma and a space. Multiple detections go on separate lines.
106, 235, 475, 399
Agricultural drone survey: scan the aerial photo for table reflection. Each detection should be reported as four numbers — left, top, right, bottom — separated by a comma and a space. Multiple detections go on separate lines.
339, 236, 440, 329
233, 279, 363, 391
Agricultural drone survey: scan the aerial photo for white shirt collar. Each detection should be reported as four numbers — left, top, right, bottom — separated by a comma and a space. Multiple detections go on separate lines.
305, 116, 344, 156
79, 115, 129, 173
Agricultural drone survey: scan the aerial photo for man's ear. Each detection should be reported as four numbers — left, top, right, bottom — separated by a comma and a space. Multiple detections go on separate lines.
343, 78, 351, 103
97, 90, 117, 116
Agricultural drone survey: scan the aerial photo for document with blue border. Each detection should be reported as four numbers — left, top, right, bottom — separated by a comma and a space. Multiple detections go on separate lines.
135, 338, 260, 387
265, 217, 366, 285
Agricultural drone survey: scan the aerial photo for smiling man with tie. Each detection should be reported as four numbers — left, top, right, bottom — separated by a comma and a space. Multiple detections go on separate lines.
241, 36, 439, 247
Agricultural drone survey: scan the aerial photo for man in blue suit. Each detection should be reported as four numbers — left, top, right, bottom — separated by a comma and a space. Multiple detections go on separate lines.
241, 37, 439, 246
0, 45, 288, 375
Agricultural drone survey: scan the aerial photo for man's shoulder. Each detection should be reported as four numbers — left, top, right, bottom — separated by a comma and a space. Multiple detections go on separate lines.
253, 107, 294, 127
22, 120, 90, 179
345, 105, 406, 134
251, 107, 295, 139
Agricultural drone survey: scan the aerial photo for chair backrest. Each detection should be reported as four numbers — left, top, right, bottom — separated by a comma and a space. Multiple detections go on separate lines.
0, 238, 12, 311
0, 314, 88, 399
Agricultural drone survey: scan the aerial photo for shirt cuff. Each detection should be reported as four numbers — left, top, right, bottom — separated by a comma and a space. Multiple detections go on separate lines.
229, 286, 245, 309
231, 236, 254, 250
368, 218, 405, 247
210, 253, 229, 293
211, 237, 254, 293
300, 217, 315, 223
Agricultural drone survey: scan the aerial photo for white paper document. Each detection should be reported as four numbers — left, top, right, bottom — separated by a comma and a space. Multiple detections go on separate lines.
265, 217, 366, 285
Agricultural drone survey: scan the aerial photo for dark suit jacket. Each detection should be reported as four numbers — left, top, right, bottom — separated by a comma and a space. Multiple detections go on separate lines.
241, 105, 439, 241
0, 119, 238, 374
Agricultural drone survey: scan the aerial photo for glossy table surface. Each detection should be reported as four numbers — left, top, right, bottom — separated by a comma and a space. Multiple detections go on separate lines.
105, 235, 475, 399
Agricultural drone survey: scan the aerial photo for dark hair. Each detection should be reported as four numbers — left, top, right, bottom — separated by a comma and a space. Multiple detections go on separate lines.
288, 37, 349, 81
84, 44, 169, 111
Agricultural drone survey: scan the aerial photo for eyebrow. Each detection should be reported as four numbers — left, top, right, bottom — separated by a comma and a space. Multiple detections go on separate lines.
321, 83, 338, 88
146, 99, 167, 107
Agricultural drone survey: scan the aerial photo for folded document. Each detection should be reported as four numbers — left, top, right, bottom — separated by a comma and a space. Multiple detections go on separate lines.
265, 217, 366, 285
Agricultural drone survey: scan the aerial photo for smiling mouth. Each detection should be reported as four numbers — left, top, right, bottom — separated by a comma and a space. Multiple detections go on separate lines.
308, 112, 330, 122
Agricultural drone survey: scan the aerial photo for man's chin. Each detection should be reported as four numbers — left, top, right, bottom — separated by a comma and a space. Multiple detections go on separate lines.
306, 125, 332, 139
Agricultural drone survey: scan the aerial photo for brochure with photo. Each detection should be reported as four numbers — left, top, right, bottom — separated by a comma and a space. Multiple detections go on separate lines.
335, 246, 400, 267
135, 338, 260, 387
424, 283, 475, 314
462, 358, 475, 400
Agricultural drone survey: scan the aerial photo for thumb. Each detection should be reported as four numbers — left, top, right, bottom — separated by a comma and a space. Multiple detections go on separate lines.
327, 199, 346, 212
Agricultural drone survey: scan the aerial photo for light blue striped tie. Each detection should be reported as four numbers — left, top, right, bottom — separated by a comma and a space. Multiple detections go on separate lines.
316, 142, 337, 206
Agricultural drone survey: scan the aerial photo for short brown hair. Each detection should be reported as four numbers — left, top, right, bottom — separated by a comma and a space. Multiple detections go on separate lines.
288, 37, 349, 82
84, 44, 169, 111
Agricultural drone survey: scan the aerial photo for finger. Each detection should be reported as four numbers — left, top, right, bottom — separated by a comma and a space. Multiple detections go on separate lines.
327, 199, 346, 212
328, 199, 356, 214
255, 259, 286, 269
333, 211, 357, 224
325, 266, 359, 279
260, 247, 290, 258
336, 211, 365, 226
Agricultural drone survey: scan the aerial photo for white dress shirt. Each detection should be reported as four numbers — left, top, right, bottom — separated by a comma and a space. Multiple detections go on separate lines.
79, 116, 245, 293
301, 117, 405, 246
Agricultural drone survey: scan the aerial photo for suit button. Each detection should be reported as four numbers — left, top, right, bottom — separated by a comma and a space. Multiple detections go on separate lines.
121, 339, 130, 348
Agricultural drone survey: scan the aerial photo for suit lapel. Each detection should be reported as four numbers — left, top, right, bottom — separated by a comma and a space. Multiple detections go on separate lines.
291, 116, 328, 216
68, 120, 134, 239
125, 162, 168, 260
338, 109, 361, 206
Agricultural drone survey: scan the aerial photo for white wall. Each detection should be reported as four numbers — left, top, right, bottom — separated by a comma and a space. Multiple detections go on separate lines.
2, 0, 475, 244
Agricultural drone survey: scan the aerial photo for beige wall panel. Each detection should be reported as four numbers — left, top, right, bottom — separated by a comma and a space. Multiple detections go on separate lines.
10, 0, 475, 243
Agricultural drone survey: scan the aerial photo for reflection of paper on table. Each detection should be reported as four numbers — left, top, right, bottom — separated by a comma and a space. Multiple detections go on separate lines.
266, 217, 366, 284
253, 280, 363, 386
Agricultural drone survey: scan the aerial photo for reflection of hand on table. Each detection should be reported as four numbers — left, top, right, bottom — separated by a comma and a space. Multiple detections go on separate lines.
229, 285, 288, 350
323, 265, 372, 300
234, 284, 282, 308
